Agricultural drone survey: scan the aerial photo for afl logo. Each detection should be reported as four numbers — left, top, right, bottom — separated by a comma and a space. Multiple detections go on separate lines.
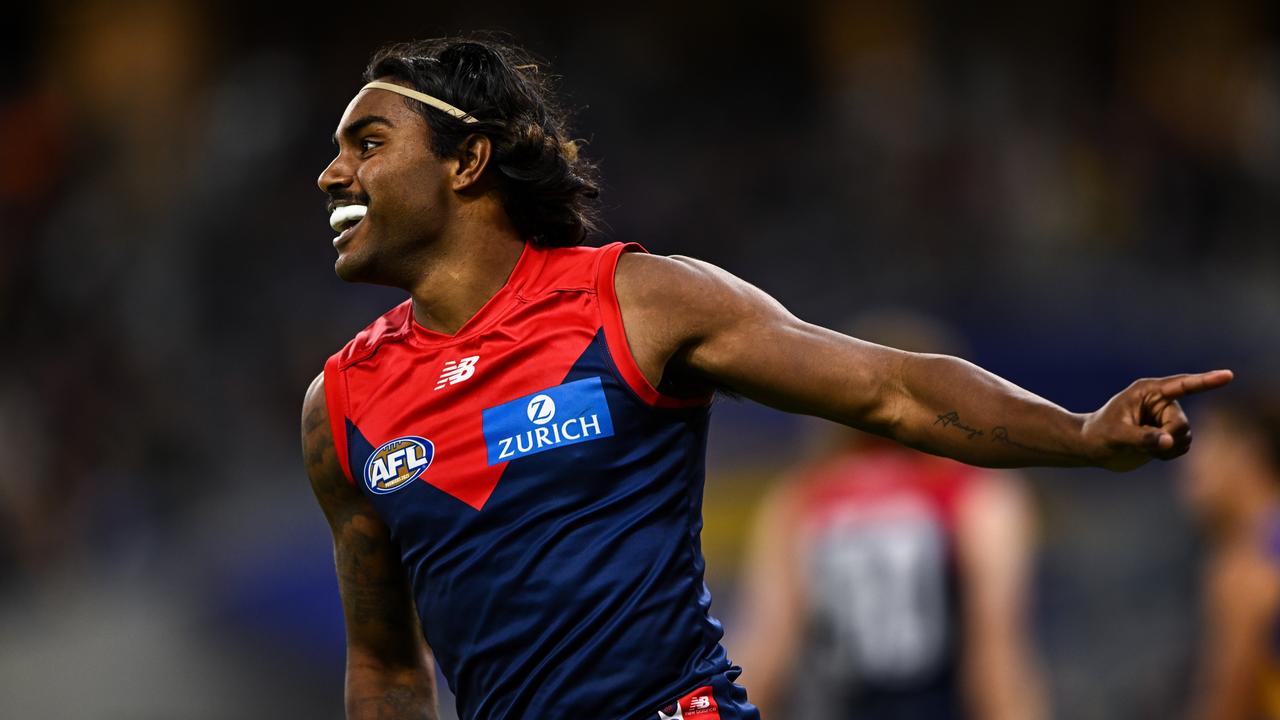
526, 394, 556, 425
364, 436, 434, 495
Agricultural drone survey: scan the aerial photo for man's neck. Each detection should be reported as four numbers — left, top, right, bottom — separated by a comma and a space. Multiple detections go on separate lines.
407, 219, 527, 336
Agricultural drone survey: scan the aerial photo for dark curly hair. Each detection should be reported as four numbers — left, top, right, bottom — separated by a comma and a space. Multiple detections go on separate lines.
364, 36, 601, 247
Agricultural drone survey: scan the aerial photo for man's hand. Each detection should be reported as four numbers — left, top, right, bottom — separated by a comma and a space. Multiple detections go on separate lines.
1082, 370, 1235, 472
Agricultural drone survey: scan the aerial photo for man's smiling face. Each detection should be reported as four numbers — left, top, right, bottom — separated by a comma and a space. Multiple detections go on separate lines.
317, 80, 456, 286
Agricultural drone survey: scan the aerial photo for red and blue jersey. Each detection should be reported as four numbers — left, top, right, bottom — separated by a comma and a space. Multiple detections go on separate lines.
786, 450, 979, 719
322, 242, 757, 720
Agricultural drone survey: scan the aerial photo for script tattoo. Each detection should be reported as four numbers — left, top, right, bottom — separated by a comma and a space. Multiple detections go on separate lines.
990, 426, 1038, 452
931, 410, 1076, 462
934, 411, 984, 440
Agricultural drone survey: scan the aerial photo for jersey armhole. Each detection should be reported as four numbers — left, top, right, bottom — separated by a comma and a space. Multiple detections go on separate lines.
323, 354, 356, 485
596, 242, 714, 409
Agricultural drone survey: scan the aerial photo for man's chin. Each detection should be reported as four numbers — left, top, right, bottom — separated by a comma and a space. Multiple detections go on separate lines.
334, 253, 373, 283
335, 252, 401, 288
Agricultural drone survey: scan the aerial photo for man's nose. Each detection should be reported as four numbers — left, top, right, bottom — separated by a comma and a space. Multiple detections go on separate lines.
317, 153, 352, 193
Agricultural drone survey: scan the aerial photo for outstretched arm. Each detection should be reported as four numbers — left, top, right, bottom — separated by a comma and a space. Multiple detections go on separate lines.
615, 253, 1232, 470
303, 373, 438, 720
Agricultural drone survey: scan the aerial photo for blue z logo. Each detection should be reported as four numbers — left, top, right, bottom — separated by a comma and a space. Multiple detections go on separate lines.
482, 377, 615, 465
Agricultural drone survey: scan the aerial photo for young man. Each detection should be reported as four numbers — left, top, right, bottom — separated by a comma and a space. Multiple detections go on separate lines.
302, 37, 1231, 720
1183, 393, 1280, 720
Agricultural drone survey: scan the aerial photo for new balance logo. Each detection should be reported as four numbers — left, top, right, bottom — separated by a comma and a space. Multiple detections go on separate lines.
435, 356, 479, 390
657, 686, 718, 719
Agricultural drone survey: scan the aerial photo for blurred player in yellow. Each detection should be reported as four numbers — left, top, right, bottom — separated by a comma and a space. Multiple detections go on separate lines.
1184, 391, 1280, 720
735, 313, 1047, 720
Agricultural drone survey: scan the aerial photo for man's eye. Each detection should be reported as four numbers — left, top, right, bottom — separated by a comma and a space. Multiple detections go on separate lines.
360, 139, 380, 153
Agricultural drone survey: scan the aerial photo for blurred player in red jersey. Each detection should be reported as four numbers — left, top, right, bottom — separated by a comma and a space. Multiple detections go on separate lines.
1184, 391, 1280, 720
735, 313, 1047, 720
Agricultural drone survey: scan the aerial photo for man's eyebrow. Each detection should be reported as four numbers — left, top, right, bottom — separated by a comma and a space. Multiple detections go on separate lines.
331, 115, 395, 146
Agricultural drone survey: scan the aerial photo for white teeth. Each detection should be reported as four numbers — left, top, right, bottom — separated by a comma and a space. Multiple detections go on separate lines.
329, 204, 368, 231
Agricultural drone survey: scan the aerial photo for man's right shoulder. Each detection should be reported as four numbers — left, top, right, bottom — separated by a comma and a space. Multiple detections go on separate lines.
330, 299, 415, 369
304, 370, 326, 408
613, 250, 788, 347
301, 370, 343, 477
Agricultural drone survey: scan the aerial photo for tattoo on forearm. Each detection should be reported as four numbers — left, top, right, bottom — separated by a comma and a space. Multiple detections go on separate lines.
990, 426, 1039, 453
934, 411, 984, 440
933, 410, 1076, 460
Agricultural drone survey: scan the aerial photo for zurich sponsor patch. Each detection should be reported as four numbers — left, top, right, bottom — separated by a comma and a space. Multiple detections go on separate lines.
364, 436, 434, 494
482, 377, 615, 465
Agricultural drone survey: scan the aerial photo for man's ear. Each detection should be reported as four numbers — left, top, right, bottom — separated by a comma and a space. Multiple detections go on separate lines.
451, 133, 492, 191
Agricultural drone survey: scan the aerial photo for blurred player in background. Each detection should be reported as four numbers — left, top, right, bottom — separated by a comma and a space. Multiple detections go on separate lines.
736, 313, 1047, 720
303, 35, 1231, 720
1184, 391, 1280, 720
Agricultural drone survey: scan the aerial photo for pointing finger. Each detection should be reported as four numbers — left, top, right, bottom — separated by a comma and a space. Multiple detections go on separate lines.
1155, 369, 1234, 399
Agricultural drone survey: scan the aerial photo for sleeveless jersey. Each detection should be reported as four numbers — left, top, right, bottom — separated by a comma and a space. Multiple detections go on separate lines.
322, 242, 758, 720
788, 449, 980, 720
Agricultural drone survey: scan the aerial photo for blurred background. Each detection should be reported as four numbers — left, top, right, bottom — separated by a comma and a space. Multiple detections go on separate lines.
1, 0, 1277, 717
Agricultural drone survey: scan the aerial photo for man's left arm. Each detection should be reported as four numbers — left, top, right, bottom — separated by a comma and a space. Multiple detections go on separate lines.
614, 253, 1232, 471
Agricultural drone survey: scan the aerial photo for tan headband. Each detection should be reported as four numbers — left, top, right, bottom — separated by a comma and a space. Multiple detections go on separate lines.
361, 81, 478, 124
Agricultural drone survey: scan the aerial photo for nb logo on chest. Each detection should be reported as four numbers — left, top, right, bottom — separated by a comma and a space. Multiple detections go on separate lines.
435, 355, 479, 390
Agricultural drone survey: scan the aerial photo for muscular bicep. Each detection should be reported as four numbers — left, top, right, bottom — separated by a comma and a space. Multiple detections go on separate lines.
302, 374, 430, 669
615, 253, 908, 431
